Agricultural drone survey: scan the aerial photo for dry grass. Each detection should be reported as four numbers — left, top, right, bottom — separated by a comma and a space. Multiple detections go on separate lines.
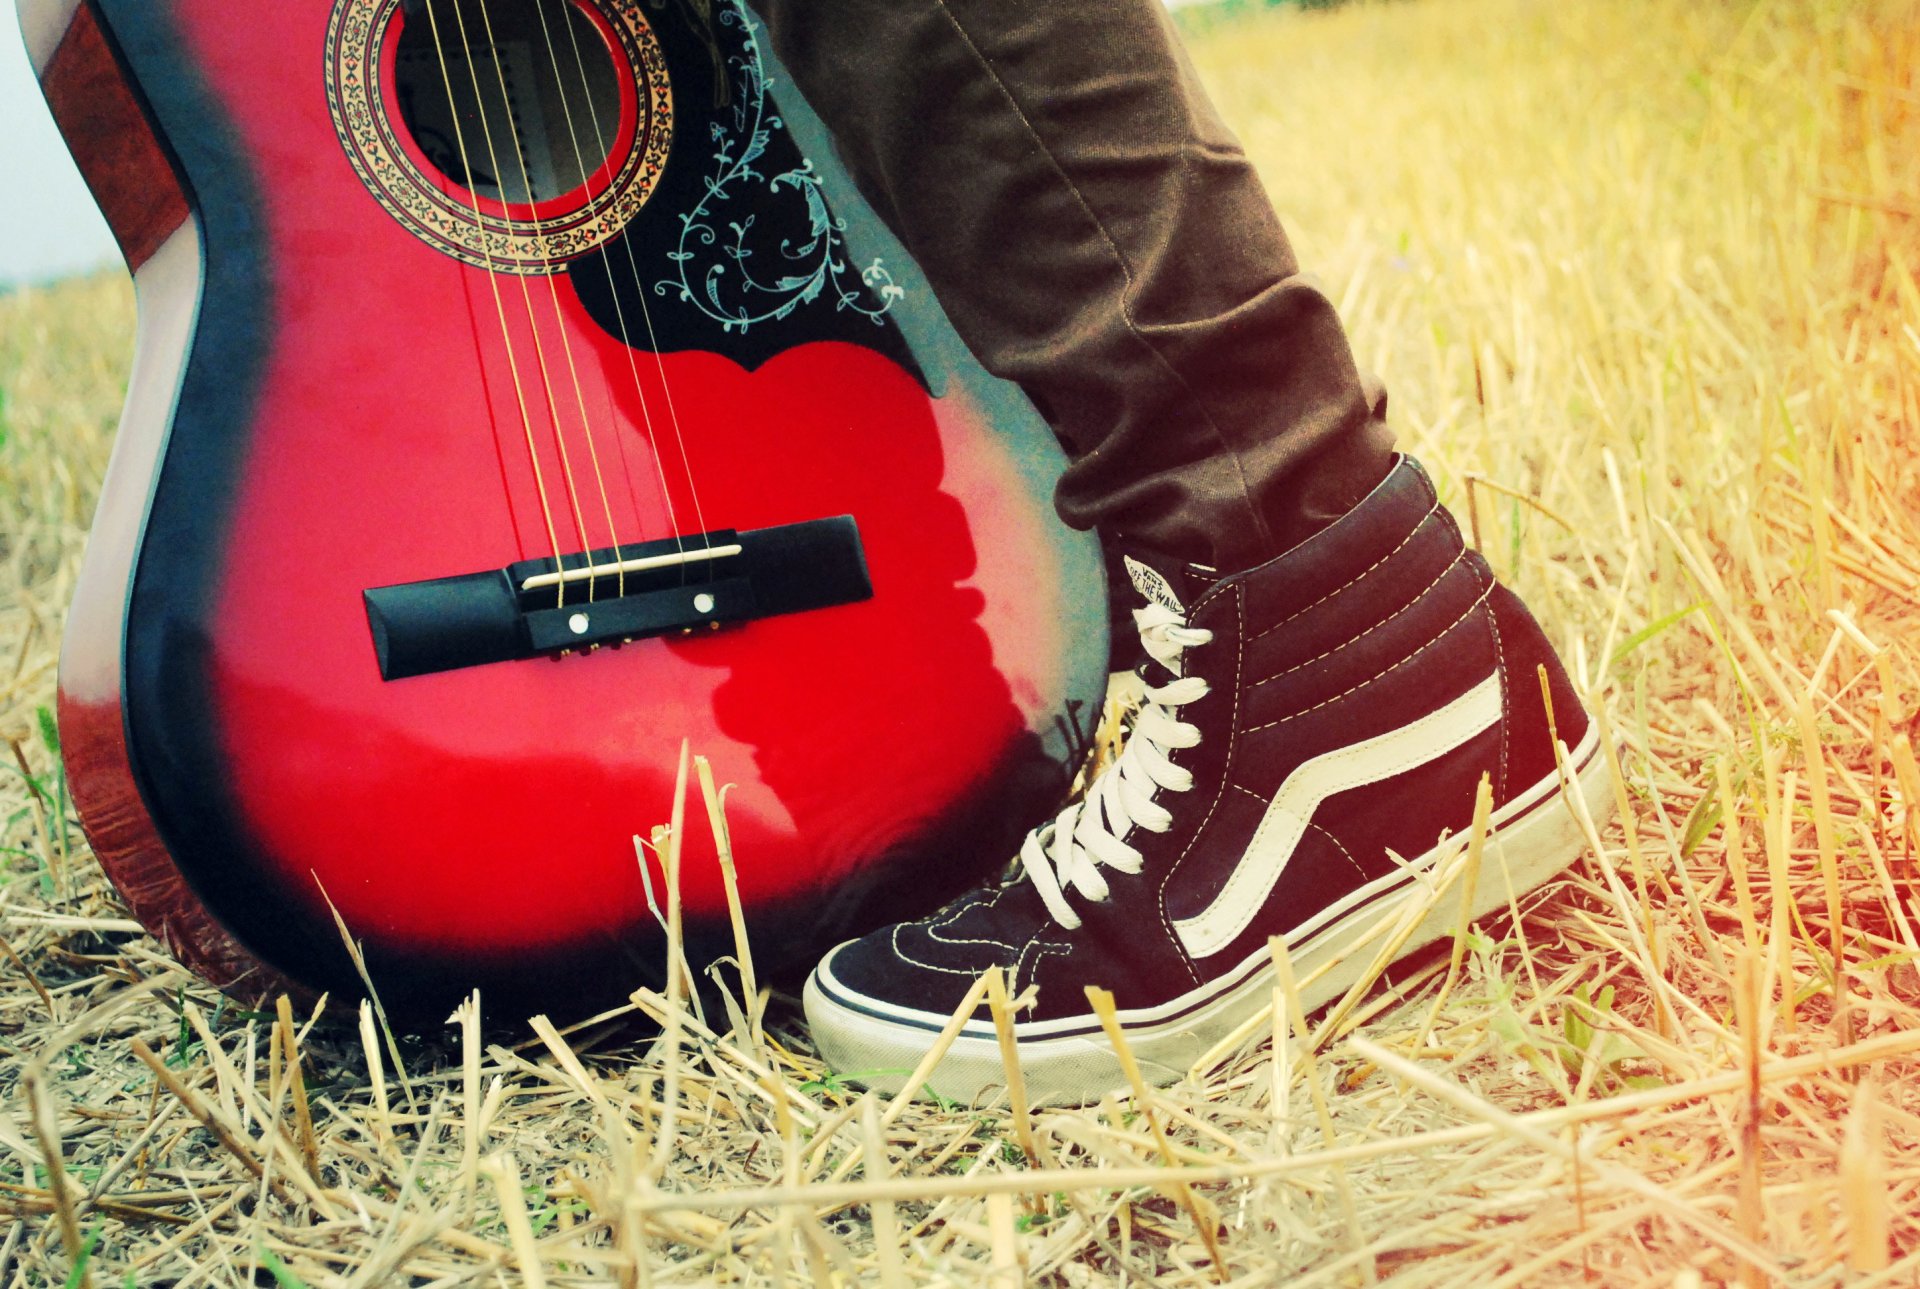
5, 0, 1920, 1282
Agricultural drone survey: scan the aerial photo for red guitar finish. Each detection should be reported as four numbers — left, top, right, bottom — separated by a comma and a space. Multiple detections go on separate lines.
28, 0, 1107, 1018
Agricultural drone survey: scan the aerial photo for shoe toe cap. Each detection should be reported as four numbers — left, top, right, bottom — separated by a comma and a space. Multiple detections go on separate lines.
811, 924, 992, 1020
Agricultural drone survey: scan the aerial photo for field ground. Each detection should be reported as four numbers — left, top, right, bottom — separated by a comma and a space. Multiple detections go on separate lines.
5, 0, 1920, 1282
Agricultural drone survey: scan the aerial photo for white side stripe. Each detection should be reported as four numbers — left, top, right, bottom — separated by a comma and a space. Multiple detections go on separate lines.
1173, 672, 1504, 960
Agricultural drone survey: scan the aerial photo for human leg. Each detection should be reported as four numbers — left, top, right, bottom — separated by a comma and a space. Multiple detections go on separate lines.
744, 0, 1393, 571
747, 0, 1608, 1101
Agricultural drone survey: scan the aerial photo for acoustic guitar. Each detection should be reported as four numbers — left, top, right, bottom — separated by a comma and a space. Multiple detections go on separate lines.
21, 0, 1107, 1020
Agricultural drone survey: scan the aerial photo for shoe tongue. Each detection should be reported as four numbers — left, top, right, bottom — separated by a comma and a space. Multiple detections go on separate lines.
1123, 555, 1186, 614
1122, 552, 1223, 616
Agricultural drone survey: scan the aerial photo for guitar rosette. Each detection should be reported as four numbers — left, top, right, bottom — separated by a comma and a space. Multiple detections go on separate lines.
323, 0, 674, 272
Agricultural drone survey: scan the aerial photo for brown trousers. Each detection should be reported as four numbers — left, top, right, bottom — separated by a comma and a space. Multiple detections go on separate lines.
744, 0, 1394, 573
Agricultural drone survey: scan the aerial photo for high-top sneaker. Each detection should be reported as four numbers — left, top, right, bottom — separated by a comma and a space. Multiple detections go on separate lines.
804, 457, 1613, 1105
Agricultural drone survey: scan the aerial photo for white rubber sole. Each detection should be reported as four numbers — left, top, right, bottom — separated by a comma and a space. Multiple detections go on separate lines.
805, 723, 1615, 1107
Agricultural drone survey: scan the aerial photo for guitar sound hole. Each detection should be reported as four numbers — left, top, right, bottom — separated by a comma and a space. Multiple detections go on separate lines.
393, 0, 623, 206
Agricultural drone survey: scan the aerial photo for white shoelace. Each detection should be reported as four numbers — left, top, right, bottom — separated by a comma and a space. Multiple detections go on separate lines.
1019, 601, 1213, 930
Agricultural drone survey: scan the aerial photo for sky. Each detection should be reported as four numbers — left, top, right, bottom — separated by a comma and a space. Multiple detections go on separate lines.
1, 11, 122, 286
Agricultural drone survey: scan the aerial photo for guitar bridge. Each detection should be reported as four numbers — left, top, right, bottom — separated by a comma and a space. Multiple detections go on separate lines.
363, 516, 871, 681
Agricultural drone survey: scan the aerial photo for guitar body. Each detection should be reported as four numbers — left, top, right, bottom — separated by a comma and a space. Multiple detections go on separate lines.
25, 0, 1108, 1019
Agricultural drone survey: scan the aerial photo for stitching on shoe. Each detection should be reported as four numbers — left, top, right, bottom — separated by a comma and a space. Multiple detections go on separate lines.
921, 888, 992, 933
1251, 501, 1442, 642
1308, 821, 1370, 882
1012, 935, 1073, 999
891, 922, 993, 978
1156, 584, 1244, 986
925, 889, 990, 925
1189, 466, 1441, 623
1245, 584, 1494, 734
1232, 783, 1271, 805
1313, 826, 1374, 887
922, 890, 1023, 956
1485, 600, 1511, 801
927, 926, 1024, 955
1189, 555, 1242, 617
1251, 547, 1465, 689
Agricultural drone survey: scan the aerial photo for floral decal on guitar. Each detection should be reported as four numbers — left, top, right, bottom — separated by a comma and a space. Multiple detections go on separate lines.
657, 0, 903, 334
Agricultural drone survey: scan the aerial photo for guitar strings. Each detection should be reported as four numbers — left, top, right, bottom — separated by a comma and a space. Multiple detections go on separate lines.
448, 0, 607, 603
551, 0, 715, 570
525, 0, 690, 592
420, 0, 570, 602
467, 0, 632, 603
423, 0, 724, 608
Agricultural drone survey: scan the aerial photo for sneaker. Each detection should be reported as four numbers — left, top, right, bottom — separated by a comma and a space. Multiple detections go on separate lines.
803, 457, 1613, 1105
